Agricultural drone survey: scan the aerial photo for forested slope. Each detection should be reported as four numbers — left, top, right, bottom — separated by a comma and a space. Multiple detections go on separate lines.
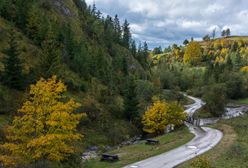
0, 0, 154, 150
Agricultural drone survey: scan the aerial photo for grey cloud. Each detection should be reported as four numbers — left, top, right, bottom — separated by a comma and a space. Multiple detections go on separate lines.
85, 0, 248, 49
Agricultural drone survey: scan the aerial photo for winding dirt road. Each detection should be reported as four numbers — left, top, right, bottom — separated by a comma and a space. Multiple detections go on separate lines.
124, 96, 223, 168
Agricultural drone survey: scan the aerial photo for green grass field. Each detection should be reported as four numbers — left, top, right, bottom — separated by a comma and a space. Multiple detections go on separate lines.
231, 98, 248, 105
83, 126, 194, 168
179, 114, 248, 168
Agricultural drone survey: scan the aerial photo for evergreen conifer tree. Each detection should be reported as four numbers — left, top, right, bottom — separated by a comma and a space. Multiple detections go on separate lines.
131, 40, 137, 58
113, 15, 122, 43
122, 20, 131, 49
124, 78, 139, 123
2, 29, 24, 90
39, 29, 62, 78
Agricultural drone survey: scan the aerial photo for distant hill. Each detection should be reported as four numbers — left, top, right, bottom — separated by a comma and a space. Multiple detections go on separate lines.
198, 36, 248, 48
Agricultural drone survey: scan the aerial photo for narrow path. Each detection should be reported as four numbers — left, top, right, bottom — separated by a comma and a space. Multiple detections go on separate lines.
124, 96, 223, 168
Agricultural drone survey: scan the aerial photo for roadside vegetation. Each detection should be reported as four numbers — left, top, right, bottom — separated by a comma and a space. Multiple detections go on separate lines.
83, 126, 193, 168
179, 114, 248, 168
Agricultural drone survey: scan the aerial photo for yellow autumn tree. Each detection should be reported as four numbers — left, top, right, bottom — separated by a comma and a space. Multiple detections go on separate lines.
220, 48, 229, 57
241, 66, 248, 72
142, 101, 168, 134
213, 39, 221, 50
183, 41, 202, 65
142, 101, 186, 135
0, 76, 84, 167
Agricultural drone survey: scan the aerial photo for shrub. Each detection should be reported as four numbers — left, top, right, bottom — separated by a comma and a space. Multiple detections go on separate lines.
190, 156, 212, 168
203, 84, 226, 117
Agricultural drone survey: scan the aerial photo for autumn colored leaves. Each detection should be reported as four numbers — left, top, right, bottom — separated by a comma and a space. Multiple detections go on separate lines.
142, 100, 186, 135
0, 76, 84, 167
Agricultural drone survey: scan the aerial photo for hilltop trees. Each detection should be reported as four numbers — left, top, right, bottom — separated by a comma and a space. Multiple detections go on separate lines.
203, 35, 210, 41
113, 14, 122, 43
221, 28, 231, 37
212, 29, 216, 39
221, 30, 226, 37
0, 76, 83, 167
183, 41, 202, 65
131, 40, 137, 57
2, 29, 24, 90
153, 46, 162, 55
226, 28, 231, 36
122, 19, 131, 49
136, 42, 150, 71
183, 39, 189, 45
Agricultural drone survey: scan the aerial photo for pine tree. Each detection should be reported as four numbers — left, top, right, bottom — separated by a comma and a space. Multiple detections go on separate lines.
137, 42, 142, 55
103, 15, 114, 49
204, 61, 214, 82
91, 3, 97, 15
122, 57, 128, 76
2, 29, 24, 90
26, 5, 43, 43
183, 39, 189, 45
221, 30, 226, 37
231, 41, 238, 52
96, 10, 102, 19
136, 42, 149, 70
73, 0, 87, 12
15, 0, 33, 29
131, 40, 137, 57
143, 42, 149, 57
124, 78, 139, 123
142, 42, 149, 70
0, 0, 16, 21
113, 15, 122, 43
234, 51, 242, 70
212, 29, 216, 39
225, 54, 233, 70
39, 29, 62, 78
122, 19, 131, 49
226, 28, 231, 37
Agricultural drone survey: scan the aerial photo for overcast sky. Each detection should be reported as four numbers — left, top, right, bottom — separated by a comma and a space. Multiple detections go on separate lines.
85, 0, 248, 49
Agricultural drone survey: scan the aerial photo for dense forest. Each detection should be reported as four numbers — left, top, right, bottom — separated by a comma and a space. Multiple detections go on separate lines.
0, 0, 159, 167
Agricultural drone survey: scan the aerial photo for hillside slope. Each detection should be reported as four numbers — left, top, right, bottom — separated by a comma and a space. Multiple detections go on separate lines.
0, 0, 152, 149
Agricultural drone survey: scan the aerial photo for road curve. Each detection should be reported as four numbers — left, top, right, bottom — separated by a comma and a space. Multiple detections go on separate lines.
124, 96, 223, 168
